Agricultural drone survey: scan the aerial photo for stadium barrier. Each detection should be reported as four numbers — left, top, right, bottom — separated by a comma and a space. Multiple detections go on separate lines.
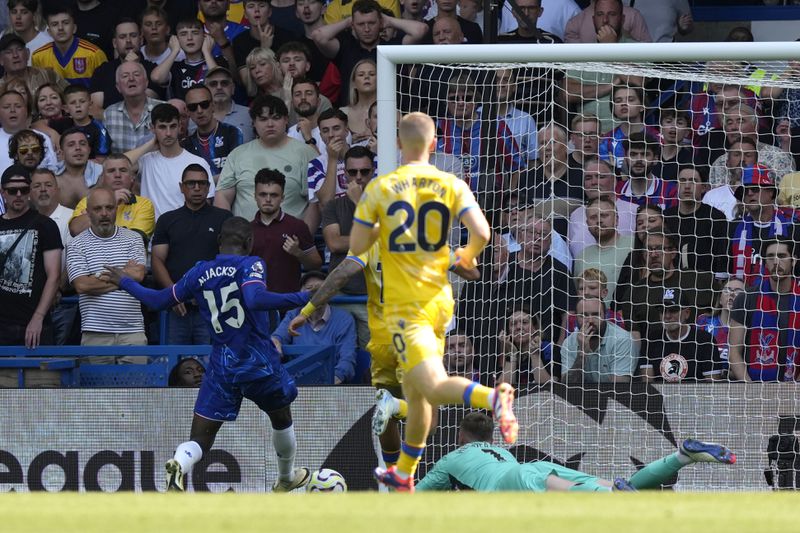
0, 384, 796, 492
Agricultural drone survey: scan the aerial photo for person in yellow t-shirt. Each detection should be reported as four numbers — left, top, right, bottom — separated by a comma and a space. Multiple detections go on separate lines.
69, 154, 155, 243
344, 112, 518, 492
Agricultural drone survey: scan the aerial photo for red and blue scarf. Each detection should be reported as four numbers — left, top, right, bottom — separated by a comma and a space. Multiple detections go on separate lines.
731, 212, 793, 285
748, 277, 800, 381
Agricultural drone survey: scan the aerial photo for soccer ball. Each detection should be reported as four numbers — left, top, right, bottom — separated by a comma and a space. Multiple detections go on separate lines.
306, 468, 347, 492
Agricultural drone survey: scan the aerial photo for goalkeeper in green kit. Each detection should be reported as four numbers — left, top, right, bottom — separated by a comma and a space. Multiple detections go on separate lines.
416, 412, 736, 492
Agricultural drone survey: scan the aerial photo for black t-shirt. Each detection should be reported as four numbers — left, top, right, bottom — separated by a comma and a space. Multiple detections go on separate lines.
181, 121, 244, 176
151, 204, 233, 283
321, 196, 366, 295
0, 209, 62, 326
298, 36, 333, 83
270, 5, 305, 36
663, 203, 730, 277
497, 29, 562, 44
520, 163, 584, 202
74, 2, 129, 58
640, 326, 723, 382
232, 27, 300, 68
654, 146, 693, 182
90, 57, 165, 107
333, 33, 382, 105
425, 15, 483, 44
168, 56, 229, 100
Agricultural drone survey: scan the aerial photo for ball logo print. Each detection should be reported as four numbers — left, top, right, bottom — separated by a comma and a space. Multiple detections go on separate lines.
306, 469, 347, 492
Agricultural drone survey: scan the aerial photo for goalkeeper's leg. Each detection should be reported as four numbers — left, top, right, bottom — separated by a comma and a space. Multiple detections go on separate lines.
628, 439, 736, 490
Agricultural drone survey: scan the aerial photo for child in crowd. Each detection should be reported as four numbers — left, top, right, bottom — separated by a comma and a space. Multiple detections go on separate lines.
62, 85, 111, 160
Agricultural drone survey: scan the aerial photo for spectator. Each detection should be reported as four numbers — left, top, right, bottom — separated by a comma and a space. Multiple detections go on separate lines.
250, 168, 322, 293
497, 309, 551, 386
623, 0, 693, 43
615, 133, 678, 210
426, 0, 482, 44
151, 19, 222, 101
574, 196, 635, 304
0, 33, 66, 97
9, 128, 46, 174
103, 61, 164, 153
272, 271, 357, 384
518, 123, 582, 206
7, 0, 52, 59
215, 94, 317, 223
56, 129, 103, 208
181, 84, 244, 180
569, 157, 637, 258
151, 163, 232, 345
233, 0, 299, 70
32, 83, 69, 133
294, 0, 334, 85
63, 85, 112, 160
72, 0, 122, 57
206, 66, 254, 142
702, 137, 758, 222
273, 0, 305, 35
167, 98, 190, 142
617, 230, 714, 341
308, 108, 352, 220
557, 267, 627, 345
598, 84, 657, 170
656, 108, 694, 182
400, 0, 424, 22
0, 164, 62, 348
69, 153, 156, 243
561, 297, 637, 384
140, 6, 186, 66
493, 68, 538, 166
89, 19, 164, 113
324, 0, 400, 23
167, 357, 205, 387
31, 7, 108, 87
0, 90, 58, 174
277, 43, 334, 125
697, 277, 746, 372
568, 114, 600, 177
729, 164, 799, 286
431, 16, 464, 44
500, 215, 574, 342
709, 104, 795, 188
30, 167, 76, 345
321, 145, 374, 344
663, 165, 729, 279
564, 0, 651, 43
286, 77, 327, 156
619, 203, 665, 289
242, 46, 283, 99
341, 59, 376, 143
639, 287, 723, 383
729, 237, 800, 382
444, 332, 481, 383
199, 0, 245, 64
67, 187, 147, 364
497, 0, 562, 43
125, 103, 215, 220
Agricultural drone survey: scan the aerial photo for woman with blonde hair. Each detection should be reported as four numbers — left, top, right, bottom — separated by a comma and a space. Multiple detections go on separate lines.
243, 47, 284, 99
341, 59, 376, 142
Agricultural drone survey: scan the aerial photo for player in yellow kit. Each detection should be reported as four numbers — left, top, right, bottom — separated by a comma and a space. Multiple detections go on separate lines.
348, 112, 519, 492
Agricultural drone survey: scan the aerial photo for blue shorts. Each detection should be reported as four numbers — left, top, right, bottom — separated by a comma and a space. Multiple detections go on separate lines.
193, 364, 298, 422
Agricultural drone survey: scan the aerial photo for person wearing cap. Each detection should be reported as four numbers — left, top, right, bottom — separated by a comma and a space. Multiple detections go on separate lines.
272, 270, 357, 384
0, 164, 63, 349
663, 164, 730, 279
708, 103, 795, 189
561, 297, 637, 384
88, 19, 165, 114
639, 287, 724, 383
205, 65, 254, 143
728, 236, 800, 382
728, 164, 800, 286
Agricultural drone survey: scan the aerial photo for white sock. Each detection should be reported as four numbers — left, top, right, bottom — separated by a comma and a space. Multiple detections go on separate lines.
174, 441, 203, 473
390, 396, 401, 415
675, 451, 693, 465
487, 390, 497, 410
272, 426, 297, 481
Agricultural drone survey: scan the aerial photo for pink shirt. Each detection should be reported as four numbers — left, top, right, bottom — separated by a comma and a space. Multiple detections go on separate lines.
564, 5, 652, 43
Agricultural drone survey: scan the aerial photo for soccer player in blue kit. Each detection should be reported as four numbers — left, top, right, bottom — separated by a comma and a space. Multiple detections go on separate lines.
103, 216, 313, 492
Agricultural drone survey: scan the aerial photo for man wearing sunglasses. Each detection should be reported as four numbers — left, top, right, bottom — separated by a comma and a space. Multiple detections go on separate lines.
182, 84, 244, 182
0, 164, 63, 350
206, 66, 253, 142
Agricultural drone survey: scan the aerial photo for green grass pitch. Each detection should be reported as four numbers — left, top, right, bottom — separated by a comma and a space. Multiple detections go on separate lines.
2, 493, 795, 533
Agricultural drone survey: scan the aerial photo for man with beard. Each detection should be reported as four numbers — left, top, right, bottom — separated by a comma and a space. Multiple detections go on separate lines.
9, 129, 46, 174
181, 85, 243, 181
278, 44, 333, 125
616, 133, 678, 210
0, 91, 59, 175
287, 77, 327, 156
55, 129, 103, 209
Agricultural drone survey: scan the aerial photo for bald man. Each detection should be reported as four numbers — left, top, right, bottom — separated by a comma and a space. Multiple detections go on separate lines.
348, 112, 516, 492
432, 17, 465, 44
66, 187, 148, 363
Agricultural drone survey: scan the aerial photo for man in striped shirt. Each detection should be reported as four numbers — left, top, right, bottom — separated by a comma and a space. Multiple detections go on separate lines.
66, 187, 147, 364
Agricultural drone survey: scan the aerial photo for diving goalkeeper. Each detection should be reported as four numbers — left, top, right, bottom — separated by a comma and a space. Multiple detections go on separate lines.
417, 412, 736, 492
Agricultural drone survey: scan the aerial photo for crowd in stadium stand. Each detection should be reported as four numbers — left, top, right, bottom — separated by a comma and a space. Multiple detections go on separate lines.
0, 0, 798, 387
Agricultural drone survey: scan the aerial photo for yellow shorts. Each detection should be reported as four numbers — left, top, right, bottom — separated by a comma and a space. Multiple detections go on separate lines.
367, 340, 403, 389
385, 297, 453, 374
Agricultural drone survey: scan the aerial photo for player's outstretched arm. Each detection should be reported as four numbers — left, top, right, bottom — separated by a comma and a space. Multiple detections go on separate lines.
241, 282, 311, 311
348, 220, 379, 257
455, 207, 491, 267
103, 265, 181, 311
288, 259, 362, 335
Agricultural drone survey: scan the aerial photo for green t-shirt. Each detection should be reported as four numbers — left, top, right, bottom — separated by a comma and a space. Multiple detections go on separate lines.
416, 442, 519, 492
217, 138, 317, 220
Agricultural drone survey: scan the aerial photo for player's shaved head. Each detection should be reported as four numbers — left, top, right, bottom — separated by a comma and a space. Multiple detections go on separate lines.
459, 411, 494, 444
398, 112, 435, 158
219, 216, 254, 254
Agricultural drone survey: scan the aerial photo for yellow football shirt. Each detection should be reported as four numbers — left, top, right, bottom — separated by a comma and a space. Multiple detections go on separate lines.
346, 242, 389, 345
71, 195, 156, 240
353, 163, 478, 308
31, 37, 107, 87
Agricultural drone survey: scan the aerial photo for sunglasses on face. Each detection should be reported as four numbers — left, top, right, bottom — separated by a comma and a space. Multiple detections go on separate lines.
186, 100, 212, 112
17, 146, 42, 156
182, 180, 210, 188
346, 168, 373, 177
3, 186, 30, 195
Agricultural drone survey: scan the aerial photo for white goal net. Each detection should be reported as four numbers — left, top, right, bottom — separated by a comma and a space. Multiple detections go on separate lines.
377, 42, 800, 491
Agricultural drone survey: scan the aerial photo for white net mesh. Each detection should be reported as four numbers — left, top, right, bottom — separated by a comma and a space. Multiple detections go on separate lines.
389, 56, 800, 490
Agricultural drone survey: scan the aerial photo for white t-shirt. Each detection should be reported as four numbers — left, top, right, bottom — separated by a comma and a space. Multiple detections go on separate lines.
140, 45, 185, 65
49, 203, 74, 264
26, 31, 53, 64
703, 185, 738, 222
0, 128, 59, 175
288, 125, 327, 159
139, 149, 214, 219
